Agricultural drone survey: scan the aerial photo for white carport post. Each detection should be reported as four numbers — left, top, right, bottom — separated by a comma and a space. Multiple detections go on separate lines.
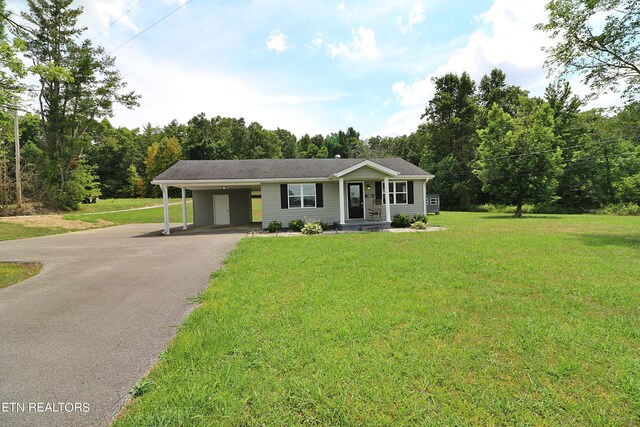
338, 178, 345, 225
423, 179, 428, 215
181, 188, 187, 230
384, 177, 391, 223
161, 184, 170, 235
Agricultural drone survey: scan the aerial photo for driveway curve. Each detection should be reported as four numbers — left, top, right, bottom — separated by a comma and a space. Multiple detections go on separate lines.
0, 224, 244, 426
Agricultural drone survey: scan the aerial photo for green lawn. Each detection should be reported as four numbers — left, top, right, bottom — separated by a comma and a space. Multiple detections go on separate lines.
115, 212, 640, 425
0, 262, 42, 290
252, 197, 262, 222
74, 198, 169, 213
63, 199, 192, 225
0, 222, 72, 241
0, 199, 192, 242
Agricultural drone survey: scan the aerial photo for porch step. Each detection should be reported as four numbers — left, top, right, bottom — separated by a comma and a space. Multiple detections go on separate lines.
334, 221, 391, 231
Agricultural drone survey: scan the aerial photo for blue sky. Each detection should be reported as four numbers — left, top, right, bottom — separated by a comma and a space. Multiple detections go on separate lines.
8, 0, 620, 137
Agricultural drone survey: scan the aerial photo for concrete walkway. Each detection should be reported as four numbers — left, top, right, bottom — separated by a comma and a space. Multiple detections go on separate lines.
0, 224, 244, 426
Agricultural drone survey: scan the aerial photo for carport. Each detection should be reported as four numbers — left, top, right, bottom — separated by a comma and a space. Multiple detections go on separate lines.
155, 183, 259, 235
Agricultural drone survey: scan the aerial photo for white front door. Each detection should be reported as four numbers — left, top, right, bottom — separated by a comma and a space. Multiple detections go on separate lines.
213, 194, 230, 226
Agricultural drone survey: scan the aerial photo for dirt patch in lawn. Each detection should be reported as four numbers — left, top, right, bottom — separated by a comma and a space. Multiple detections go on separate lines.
0, 215, 113, 230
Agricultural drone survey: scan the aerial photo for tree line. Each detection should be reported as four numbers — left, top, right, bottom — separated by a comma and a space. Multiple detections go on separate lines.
1, 0, 638, 214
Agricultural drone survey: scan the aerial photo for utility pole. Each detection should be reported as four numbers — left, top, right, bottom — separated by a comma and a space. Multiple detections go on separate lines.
13, 102, 22, 210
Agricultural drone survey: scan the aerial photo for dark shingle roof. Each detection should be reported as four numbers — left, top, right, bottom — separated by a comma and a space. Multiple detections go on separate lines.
153, 158, 433, 181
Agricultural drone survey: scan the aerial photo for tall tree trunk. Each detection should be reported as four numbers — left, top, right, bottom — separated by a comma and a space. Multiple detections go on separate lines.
515, 201, 523, 218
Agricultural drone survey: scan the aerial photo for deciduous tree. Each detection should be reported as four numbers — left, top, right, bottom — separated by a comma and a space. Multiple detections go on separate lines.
19, 0, 139, 209
537, 0, 640, 102
475, 98, 563, 217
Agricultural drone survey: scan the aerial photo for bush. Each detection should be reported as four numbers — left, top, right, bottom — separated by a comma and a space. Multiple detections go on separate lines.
302, 218, 330, 231
600, 203, 640, 216
467, 204, 535, 214
267, 220, 282, 232
391, 213, 411, 228
301, 222, 323, 235
48, 160, 102, 211
411, 214, 428, 224
288, 219, 305, 231
410, 220, 428, 230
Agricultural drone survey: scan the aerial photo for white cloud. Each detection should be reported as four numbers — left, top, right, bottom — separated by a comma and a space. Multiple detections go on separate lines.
110, 48, 343, 137
80, 0, 141, 36
381, 0, 551, 134
398, 3, 425, 34
310, 37, 324, 48
6, 0, 142, 36
266, 29, 289, 53
338, 3, 346, 11
328, 26, 378, 60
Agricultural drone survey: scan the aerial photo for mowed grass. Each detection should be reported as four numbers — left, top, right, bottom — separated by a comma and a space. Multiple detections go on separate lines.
74, 198, 168, 213
0, 222, 72, 241
116, 213, 640, 425
252, 197, 262, 223
0, 262, 42, 290
63, 199, 192, 225
0, 199, 192, 241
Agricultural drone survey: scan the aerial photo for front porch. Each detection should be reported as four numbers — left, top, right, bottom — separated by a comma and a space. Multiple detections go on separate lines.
333, 220, 391, 231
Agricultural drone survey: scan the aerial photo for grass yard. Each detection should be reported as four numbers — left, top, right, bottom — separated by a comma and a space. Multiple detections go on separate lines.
0, 222, 72, 241
63, 199, 192, 225
116, 212, 640, 425
0, 199, 192, 241
252, 197, 262, 222
74, 198, 168, 213
0, 262, 42, 290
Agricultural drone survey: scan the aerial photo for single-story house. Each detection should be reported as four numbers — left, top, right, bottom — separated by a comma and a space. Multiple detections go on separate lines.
151, 158, 434, 234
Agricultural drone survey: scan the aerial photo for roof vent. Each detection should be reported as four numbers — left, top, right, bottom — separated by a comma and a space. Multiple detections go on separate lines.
334, 154, 341, 159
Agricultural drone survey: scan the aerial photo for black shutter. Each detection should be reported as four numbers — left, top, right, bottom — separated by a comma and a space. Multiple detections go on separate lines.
407, 181, 414, 204
375, 181, 382, 200
280, 184, 288, 209
316, 183, 323, 207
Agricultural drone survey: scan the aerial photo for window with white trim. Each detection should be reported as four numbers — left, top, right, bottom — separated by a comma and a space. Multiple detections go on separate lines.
386, 181, 407, 204
288, 183, 316, 208
430, 198, 438, 205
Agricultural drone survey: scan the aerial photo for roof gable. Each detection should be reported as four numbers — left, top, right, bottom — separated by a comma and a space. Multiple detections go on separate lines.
332, 160, 399, 178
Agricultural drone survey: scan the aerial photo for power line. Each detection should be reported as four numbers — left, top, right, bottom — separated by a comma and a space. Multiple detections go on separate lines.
92, 0, 145, 40
430, 150, 640, 181
417, 135, 635, 171
108, 0, 193, 54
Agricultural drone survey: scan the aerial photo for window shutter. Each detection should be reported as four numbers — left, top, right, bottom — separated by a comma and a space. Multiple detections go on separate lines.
280, 184, 288, 209
375, 181, 382, 200
316, 183, 323, 207
408, 181, 414, 204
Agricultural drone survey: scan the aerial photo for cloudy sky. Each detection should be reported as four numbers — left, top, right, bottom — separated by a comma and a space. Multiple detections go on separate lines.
7, 0, 621, 137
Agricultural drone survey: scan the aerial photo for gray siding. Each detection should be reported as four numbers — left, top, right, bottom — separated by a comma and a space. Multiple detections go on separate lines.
261, 179, 427, 227
192, 189, 252, 226
352, 179, 426, 221
340, 166, 388, 181
261, 182, 339, 228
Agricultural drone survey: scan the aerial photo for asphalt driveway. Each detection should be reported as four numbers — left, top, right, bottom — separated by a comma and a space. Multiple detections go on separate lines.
0, 224, 244, 426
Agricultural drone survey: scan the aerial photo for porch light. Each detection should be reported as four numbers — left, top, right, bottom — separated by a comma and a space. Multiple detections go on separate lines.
222, 185, 227, 189
366, 184, 371, 190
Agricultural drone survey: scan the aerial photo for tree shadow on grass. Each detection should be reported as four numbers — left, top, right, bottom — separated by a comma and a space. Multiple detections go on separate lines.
479, 215, 564, 220
579, 234, 640, 249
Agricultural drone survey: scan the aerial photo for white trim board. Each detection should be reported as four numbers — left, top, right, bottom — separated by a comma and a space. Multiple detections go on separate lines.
332, 160, 399, 178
